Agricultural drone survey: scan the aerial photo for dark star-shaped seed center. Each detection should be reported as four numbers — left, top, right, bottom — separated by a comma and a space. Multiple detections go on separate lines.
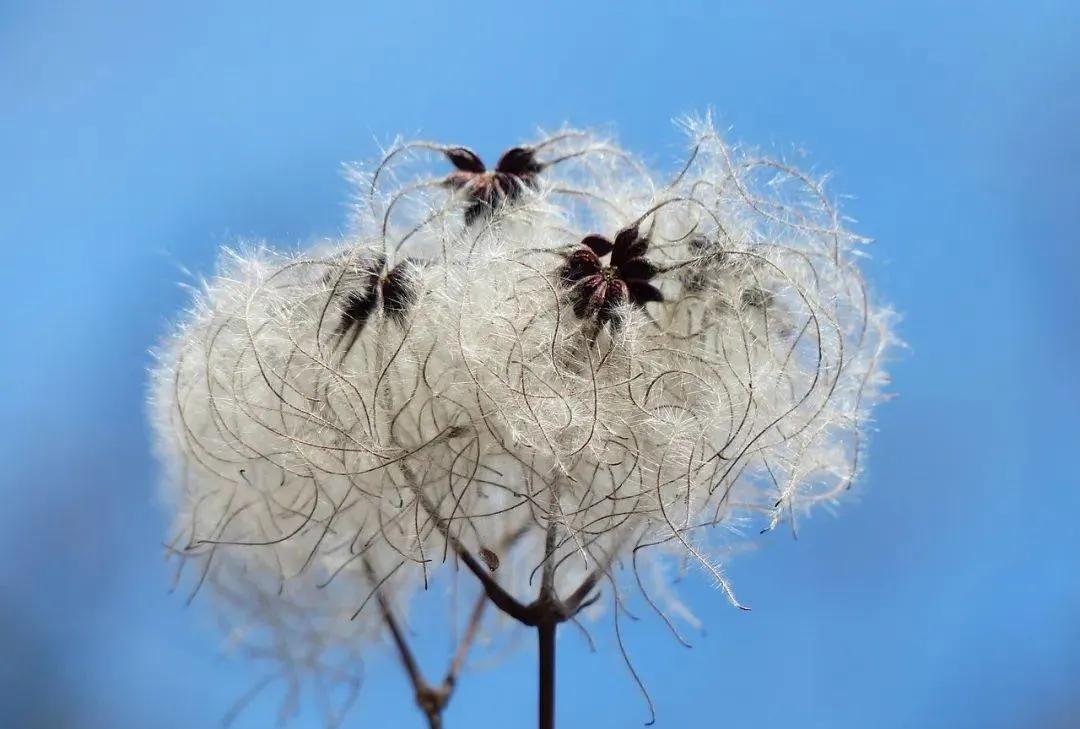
332, 254, 424, 355
443, 146, 544, 225
558, 225, 663, 329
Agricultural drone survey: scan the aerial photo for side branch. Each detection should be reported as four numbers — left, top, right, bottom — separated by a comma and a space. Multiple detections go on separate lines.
444, 591, 488, 687
363, 558, 448, 728
401, 464, 533, 624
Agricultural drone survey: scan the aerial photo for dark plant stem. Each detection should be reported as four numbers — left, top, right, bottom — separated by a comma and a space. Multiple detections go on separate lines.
365, 556, 491, 729
415, 686, 449, 729
534, 490, 561, 729
537, 621, 557, 729
406, 468, 614, 729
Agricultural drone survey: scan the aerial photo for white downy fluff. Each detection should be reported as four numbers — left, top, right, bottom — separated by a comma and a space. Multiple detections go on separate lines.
150, 118, 895, 721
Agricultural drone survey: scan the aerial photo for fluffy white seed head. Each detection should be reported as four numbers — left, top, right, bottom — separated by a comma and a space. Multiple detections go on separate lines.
150, 118, 895, 713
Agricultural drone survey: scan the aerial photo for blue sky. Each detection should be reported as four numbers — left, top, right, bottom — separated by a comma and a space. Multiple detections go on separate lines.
1, 1, 1077, 727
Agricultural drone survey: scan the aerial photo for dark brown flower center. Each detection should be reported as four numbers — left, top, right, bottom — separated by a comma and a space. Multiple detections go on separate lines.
602, 266, 617, 282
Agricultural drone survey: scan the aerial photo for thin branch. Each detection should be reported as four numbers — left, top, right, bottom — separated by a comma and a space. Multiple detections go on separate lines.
443, 591, 487, 688
539, 487, 560, 604
363, 558, 446, 729
562, 535, 633, 615
400, 464, 533, 623
363, 559, 422, 685
442, 519, 531, 687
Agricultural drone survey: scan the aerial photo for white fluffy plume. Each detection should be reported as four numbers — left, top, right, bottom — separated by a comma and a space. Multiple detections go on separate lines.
150, 117, 895, 721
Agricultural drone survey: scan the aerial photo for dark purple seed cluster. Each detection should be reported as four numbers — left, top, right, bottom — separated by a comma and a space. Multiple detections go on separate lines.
335, 255, 424, 350
443, 146, 544, 225
558, 225, 663, 329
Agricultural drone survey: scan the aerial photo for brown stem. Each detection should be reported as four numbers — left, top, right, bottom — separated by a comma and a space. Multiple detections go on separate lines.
363, 559, 424, 687
363, 558, 450, 727
537, 621, 556, 729
363, 501, 531, 727
401, 465, 532, 623
564, 534, 635, 616
444, 591, 488, 685
563, 563, 603, 615
535, 488, 560, 729
404, 464, 598, 729
539, 490, 560, 601
415, 687, 449, 729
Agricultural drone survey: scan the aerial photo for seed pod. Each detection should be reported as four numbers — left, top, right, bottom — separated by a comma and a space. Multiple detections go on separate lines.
381, 258, 424, 324
478, 548, 500, 572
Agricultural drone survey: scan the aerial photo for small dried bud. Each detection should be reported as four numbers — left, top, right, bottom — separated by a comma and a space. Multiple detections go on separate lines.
381, 258, 424, 323
741, 286, 773, 310
683, 236, 731, 292
478, 548, 500, 572
335, 256, 424, 346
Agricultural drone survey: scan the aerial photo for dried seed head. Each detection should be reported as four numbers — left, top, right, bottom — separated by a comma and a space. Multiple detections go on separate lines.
740, 286, 772, 310
494, 146, 543, 177
152, 118, 896, 721
559, 225, 663, 328
443, 145, 545, 224
381, 258, 424, 323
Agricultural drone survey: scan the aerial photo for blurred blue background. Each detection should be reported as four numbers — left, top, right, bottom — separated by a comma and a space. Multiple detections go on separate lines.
2, 1, 1077, 727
